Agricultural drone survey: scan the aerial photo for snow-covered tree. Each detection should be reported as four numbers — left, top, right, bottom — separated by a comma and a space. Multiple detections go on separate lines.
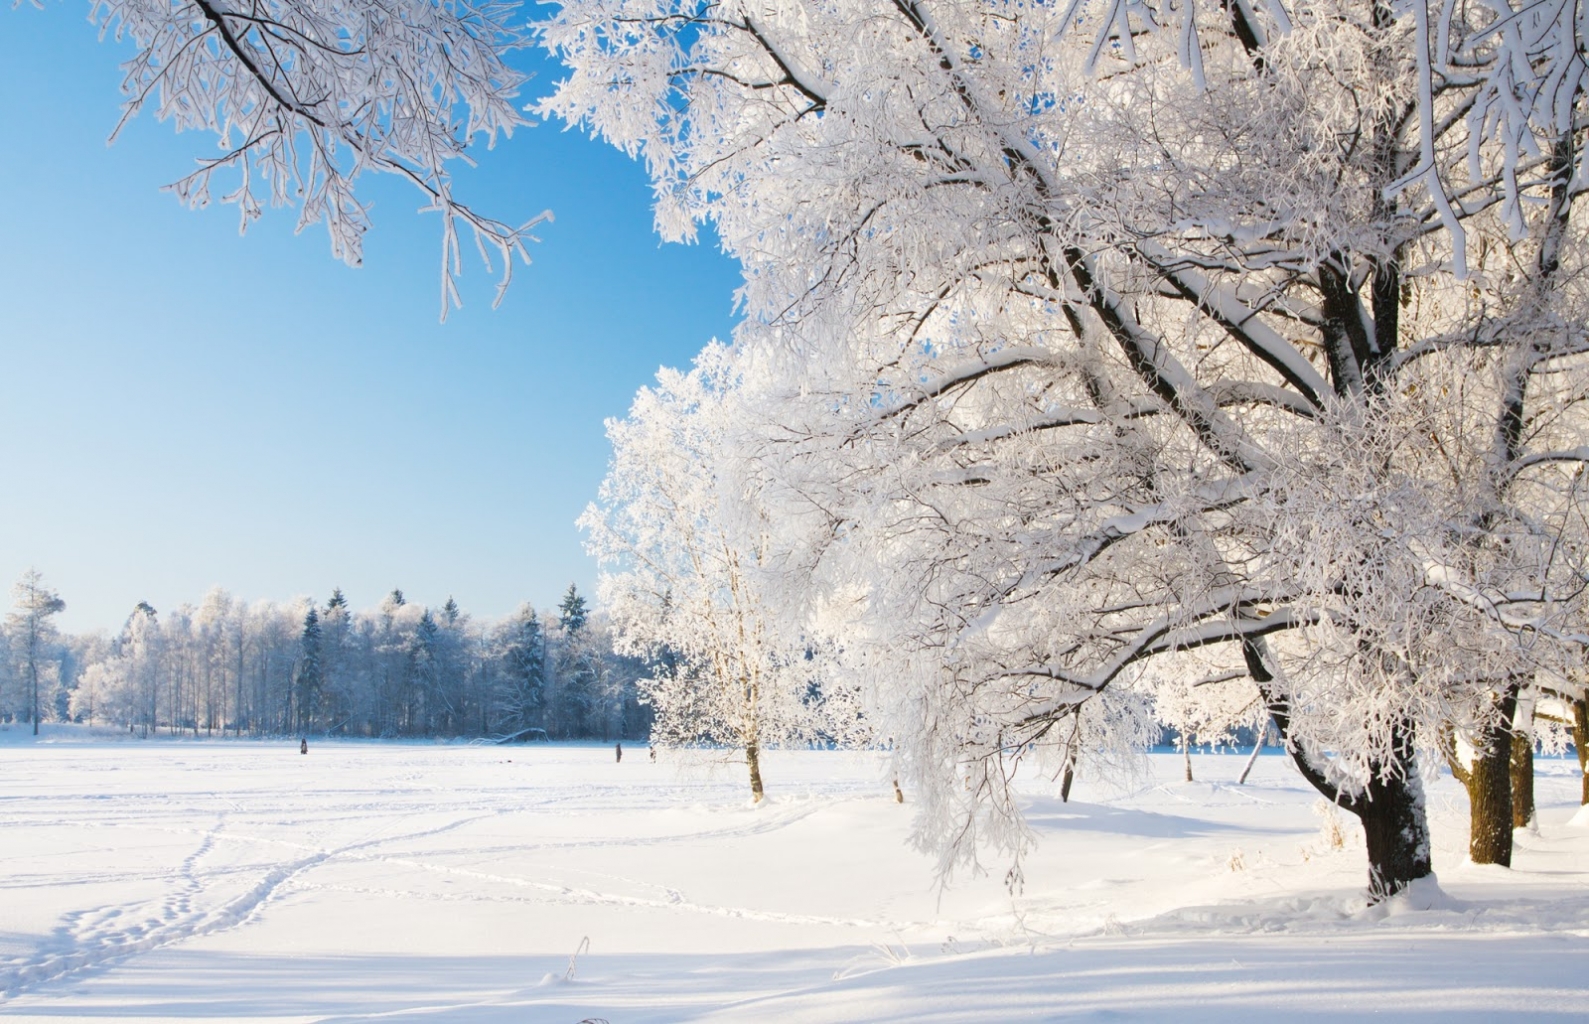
7, 570, 67, 735
493, 603, 547, 735
543, 0, 1589, 898
582, 345, 863, 800
550, 584, 601, 737
294, 606, 324, 733
120, 601, 162, 737
1150, 658, 1268, 783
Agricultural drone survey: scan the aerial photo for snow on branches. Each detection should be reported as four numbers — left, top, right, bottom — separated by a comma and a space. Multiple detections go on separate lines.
546, 1, 1587, 895
581, 344, 868, 801
42, 0, 548, 315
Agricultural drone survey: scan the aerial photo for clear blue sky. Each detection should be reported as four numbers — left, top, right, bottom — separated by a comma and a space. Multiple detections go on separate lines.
0, 5, 741, 633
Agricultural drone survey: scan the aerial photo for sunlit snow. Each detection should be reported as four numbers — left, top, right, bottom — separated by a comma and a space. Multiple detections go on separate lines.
1, 729, 1585, 1021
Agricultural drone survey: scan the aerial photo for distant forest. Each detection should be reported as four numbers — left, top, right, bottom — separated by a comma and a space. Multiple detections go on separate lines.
0, 573, 651, 741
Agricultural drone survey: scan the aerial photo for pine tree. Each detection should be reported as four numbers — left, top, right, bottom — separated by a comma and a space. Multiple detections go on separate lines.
495, 605, 547, 735
294, 607, 324, 733
121, 603, 159, 738
558, 585, 587, 635
321, 588, 353, 734
412, 610, 443, 735
553, 585, 597, 737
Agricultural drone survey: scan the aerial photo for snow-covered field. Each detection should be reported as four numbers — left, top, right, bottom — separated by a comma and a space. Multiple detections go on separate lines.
0, 728, 1585, 1022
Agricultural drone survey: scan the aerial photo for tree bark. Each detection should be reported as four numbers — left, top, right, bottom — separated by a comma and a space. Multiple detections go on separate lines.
1059, 744, 1078, 803
746, 740, 765, 803
1510, 731, 1535, 830
1357, 760, 1434, 899
1465, 722, 1514, 865
1238, 723, 1269, 785
1245, 640, 1432, 901
1573, 692, 1589, 806
1442, 682, 1519, 866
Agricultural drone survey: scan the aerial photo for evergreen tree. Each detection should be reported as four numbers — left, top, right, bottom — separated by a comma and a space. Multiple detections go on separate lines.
430, 603, 470, 734
558, 584, 587, 635
494, 605, 546, 735
321, 589, 353, 733
294, 607, 324, 733
552, 587, 600, 738
412, 610, 443, 734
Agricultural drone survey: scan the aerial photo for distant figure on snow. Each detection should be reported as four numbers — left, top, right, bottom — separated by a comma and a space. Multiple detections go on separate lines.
893, 779, 904, 804
300, 738, 308, 755
615, 742, 623, 763
649, 746, 656, 763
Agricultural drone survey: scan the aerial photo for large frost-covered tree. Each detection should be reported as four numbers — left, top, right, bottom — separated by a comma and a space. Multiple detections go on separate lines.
543, 0, 1589, 898
20, 0, 546, 314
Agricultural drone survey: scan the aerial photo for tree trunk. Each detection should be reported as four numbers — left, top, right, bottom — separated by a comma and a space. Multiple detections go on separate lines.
1182, 738, 1193, 782
1357, 762, 1434, 900
1510, 731, 1534, 830
1465, 723, 1514, 865
1274, 720, 1433, 899
1573, 692, 1589, 806
1238, 723, 1269, 785
1442, 683, 1519, 866
1245, 640, 1433, 900
746, 740, 765, 803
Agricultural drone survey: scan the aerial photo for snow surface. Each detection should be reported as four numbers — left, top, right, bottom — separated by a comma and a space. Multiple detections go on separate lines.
0, 726, 1585, 1022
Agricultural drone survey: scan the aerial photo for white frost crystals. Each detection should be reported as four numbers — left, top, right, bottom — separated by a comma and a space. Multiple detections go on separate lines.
42, 0, 547, 315
551, 0, 1589, 900
580, 344, 869, 804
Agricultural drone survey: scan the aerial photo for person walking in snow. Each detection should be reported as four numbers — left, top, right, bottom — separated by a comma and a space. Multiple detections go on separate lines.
615, 741, 623, 763
300, 738, 308, 755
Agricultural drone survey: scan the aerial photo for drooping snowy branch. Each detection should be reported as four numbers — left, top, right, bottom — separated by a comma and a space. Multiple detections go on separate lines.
39, 0, 549, 316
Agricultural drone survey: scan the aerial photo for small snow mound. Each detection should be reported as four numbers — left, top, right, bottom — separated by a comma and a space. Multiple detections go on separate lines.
1567, 803, 1589, 828
1365, 875, 1459, 920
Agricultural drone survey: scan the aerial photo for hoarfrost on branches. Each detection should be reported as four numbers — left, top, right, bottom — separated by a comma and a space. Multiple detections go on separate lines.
22, 0, 548, 315
581, 344, 868, 802
546, 0, 1589, 897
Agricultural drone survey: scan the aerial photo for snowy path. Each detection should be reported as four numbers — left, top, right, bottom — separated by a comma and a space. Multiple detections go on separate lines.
0, 733, 1585, 1021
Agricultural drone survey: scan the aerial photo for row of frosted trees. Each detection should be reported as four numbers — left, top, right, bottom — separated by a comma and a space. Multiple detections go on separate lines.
2, 575, 649, 742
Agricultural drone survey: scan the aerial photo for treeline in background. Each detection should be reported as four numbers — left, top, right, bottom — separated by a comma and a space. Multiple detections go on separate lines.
0, 570, 651, 741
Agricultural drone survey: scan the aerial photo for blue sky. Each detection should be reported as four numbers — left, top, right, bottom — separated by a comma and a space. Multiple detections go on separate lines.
0, 5, 741, 633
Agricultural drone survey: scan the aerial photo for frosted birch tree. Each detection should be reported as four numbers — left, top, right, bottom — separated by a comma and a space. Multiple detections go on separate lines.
18, 0, 546, 315
7, 570, 67, 735
543, 0, 1589, 898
